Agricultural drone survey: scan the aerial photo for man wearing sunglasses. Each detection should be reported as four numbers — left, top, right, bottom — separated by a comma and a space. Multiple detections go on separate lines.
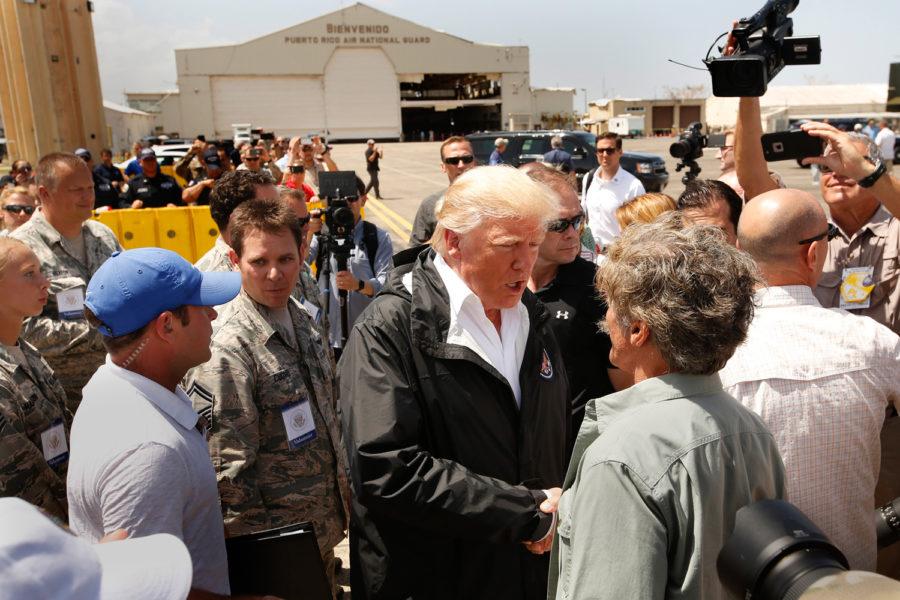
0, 186, 37, 234
721, 187, 900, 573
409, 136, 476, 245
284, 160, 316, 202
580, 132, 645, 254
522, 164, 623, 452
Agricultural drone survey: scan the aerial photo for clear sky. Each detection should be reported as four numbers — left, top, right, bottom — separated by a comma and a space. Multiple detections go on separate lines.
94, 0, 900, 109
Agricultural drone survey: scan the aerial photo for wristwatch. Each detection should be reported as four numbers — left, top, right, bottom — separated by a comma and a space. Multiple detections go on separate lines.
858, 161, 887, 188
357, 279, 366, 292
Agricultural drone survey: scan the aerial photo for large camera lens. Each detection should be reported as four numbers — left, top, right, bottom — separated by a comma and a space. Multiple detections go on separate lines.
876, 496, 900, 549
718, 500, 849, 600
710, 56, 769, 97
669, 139, 694, 159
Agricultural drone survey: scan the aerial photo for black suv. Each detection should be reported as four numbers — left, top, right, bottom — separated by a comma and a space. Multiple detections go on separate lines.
466, 130, 668, 192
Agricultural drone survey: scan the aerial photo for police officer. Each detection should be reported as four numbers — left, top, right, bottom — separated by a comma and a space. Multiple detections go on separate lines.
75, 148, 122, 210
0, 238, 70, 521
523, 164, 623, 445
185, 199, 349, 596
11, 153, 121, 412
124, 148, 183, 209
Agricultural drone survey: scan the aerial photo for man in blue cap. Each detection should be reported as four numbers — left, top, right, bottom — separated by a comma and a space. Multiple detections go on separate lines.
66, 247, 242, 597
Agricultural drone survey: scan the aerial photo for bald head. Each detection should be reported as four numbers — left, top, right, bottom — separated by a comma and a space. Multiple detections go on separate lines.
738, 189, 827, 285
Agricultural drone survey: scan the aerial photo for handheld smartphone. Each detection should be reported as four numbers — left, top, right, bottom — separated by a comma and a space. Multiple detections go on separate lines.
760, 130, 822, 162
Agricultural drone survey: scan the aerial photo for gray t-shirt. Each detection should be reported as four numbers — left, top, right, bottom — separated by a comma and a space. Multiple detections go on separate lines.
67, 359, 230, 595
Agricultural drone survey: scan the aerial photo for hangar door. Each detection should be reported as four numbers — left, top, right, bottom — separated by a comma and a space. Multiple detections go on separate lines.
324, 48, 401, 140
211, 76, 326, 139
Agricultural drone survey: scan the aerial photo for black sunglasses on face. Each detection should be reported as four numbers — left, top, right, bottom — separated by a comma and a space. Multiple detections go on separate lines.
290, 166, 305, 173
443, 155, 475, 166
547, 214, 585, 233
3, 204, 35, 215
297, 215, 311, 227
596, 148, 618, 155
797, 223, 840, 245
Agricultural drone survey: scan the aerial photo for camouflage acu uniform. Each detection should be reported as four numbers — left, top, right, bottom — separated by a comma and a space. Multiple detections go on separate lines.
11, 211, 121, 412
297, 265, 332, 353
185, 290, 349, 560
194, 236, 234, 273
0, 339, 70, 521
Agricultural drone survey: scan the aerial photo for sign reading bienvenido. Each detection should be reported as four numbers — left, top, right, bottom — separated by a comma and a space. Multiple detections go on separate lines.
285, 23, 430, 45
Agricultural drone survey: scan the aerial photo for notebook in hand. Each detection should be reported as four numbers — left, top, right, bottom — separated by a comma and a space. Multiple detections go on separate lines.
226, 522, 331, 600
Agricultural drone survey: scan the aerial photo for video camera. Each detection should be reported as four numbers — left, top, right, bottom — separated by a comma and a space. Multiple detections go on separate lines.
669, 122, 707, 184
705, 0, 821, 97
717, 497, 900, 599
314, 171, 361, 347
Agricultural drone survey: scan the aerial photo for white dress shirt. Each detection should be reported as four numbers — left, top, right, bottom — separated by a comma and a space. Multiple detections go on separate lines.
430, 254, 530, 406
580, 166, 645, 248
719, 285, 900, 570
875, 127, 896, 161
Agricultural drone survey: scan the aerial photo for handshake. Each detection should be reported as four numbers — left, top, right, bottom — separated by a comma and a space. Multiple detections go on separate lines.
523, 487, 562, 555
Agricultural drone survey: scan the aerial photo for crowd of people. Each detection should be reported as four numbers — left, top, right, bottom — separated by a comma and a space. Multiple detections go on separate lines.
0, 104, 899, 600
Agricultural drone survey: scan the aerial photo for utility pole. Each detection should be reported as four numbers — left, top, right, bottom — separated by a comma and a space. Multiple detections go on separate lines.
0, 0, 105, 162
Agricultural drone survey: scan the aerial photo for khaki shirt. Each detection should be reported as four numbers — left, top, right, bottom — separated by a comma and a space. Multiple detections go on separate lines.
185, 291, 349, 554
815, 206, 900, 334
10, 211, 121, 412
0, 339, 70, 521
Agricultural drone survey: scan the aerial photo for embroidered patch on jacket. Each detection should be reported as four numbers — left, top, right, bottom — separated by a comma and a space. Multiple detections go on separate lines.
539, 348, 554, 380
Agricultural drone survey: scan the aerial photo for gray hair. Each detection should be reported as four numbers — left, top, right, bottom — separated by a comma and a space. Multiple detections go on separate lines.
597, 212, 760, 375
432, 166, 558, 254
835, 132, 880, 165
550, 135, 563, 148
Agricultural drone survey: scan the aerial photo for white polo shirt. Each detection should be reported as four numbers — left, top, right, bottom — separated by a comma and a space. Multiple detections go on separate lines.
67, 357, 230, 595
580, 166, 645, 248
875, 127, 896, 161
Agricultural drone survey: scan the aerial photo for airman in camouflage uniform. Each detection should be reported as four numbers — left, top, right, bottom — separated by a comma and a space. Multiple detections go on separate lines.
0, 339, 70, 521
194, 236, 233, 273
11, 210, 121, 412
298, 265, 331, 352
185, 290, 349, 590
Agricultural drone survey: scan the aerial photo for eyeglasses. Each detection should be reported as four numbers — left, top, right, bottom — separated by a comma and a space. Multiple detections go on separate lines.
244, 157, 260, 162
797, 223, 840, 245
596, 148, 618, 155
547, 214, 585, 233
443, 155, 475, 166
297, 215, 311, 227
3, 204, 36, 215
16, 166, 32, 173
290, 166, 305, 173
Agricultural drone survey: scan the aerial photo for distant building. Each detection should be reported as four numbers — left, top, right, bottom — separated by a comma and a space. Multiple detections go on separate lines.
103, 100, 155, 154
585, 97, 706, 136
124, 3, 572, 141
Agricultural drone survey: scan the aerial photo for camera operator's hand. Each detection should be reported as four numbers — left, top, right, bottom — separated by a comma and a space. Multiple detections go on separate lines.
336, 270, 361, 292
190, 139, 205, 155
800, 121, 876, 181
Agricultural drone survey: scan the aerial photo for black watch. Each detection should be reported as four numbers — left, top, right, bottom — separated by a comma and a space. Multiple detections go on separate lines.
858, 161, 887, 188
357, 279, 366, 292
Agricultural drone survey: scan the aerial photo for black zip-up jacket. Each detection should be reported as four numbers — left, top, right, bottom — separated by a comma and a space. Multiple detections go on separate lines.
339, 247, 570, 600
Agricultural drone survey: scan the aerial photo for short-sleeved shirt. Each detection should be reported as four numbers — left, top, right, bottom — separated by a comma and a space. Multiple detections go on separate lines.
187, 178, 213, 206
580, 167, 645, 248
365, 148, 380, 171
67, 358, 230, 595
489, 149, 506, 166
533, 258, 614, 433
123, 159, 142, 178
124, 173, 183, 208
814, 205, 900, 335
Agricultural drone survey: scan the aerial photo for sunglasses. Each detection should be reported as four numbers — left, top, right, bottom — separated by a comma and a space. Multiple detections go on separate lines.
297, 215, 311, 227
3, 204, 36, 215
290, 166, 305, 173
596, 148, 618, 155
547, 214, 585, 233
797, 223, 840, 245
443, 155, 475, 166
16, 166, 32, 173
244, 156, 260, 162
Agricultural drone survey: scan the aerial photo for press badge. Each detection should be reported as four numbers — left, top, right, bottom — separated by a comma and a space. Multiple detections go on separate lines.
40, 419, 68, 467
56, 287, 85, 320
281, 399, 317, 449
840, 266, 876, 310
301, 298, 321, 323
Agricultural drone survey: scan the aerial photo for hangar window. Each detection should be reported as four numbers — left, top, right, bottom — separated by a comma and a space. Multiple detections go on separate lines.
400, 73, 502, 140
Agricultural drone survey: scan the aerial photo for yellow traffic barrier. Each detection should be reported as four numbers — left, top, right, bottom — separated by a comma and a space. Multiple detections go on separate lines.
93, 206, 220, 264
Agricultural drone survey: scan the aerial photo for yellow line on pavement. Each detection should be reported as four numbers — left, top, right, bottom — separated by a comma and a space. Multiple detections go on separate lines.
365, 200, 412, 242
366, 196, 414, 235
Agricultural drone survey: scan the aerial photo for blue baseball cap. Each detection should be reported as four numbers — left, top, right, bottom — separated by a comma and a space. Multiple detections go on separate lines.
85, 248, 241, 337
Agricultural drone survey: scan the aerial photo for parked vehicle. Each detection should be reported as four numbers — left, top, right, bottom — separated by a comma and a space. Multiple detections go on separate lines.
466, 130, 668, 192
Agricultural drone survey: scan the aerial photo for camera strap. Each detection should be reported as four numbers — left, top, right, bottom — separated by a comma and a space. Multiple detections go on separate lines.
584, 167, 598, 195
315, 221, 379, 277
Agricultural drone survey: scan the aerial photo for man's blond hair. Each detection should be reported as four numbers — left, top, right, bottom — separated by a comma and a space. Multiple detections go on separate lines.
432, 166, 558, 254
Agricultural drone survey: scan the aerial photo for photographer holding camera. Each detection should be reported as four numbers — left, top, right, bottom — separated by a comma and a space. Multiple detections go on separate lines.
307, 175, 393, 354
